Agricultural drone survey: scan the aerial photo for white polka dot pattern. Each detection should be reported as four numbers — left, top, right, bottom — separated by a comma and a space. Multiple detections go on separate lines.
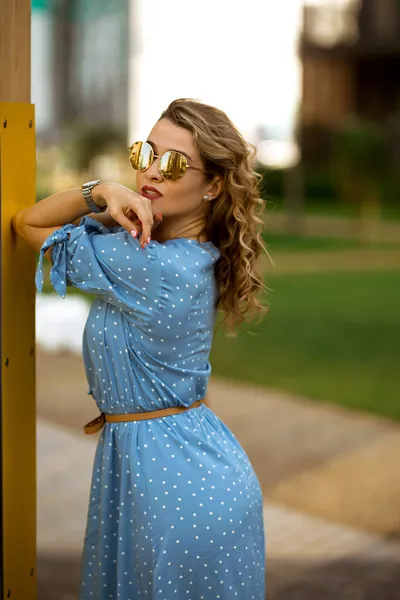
35, 216, 266, 598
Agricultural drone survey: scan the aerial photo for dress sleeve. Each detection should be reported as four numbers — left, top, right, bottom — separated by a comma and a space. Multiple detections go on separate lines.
35, 216, 161, 320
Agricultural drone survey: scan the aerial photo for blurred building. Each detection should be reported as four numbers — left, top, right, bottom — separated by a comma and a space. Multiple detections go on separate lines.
298, 0, 400, 160
32, 0, 130, 140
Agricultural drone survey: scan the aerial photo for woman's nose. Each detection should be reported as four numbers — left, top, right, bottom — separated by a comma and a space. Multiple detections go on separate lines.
146, 157, 163, 182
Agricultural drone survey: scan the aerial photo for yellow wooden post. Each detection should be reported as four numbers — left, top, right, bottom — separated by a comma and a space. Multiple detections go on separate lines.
0, 1, 37, 598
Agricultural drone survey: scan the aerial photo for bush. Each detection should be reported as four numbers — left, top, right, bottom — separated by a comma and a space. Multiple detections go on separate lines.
333, 116, 389, 179
256, 164, 337, 203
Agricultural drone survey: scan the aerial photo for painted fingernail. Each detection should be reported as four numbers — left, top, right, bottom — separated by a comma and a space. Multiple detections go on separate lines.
130, 229, 137, 238
147, 237, 151, 244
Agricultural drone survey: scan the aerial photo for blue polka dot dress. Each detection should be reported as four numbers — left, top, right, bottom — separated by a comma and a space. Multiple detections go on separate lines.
36, 216, 266, 599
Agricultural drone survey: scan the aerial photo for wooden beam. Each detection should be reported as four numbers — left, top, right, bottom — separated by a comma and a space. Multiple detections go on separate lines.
0, 1, 36, 599
1, 103, 36, 600
0, 0, 31, 102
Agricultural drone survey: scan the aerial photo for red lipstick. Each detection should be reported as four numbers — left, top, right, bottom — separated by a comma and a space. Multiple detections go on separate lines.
141, 186, 162, 200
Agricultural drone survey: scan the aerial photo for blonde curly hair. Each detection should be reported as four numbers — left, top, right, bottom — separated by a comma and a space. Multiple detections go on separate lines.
159, 98, 268, 333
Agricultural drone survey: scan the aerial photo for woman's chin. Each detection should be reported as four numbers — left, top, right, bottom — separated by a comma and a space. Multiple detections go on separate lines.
150, 198, 166, 212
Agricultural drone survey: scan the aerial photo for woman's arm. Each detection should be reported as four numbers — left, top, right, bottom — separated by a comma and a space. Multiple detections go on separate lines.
12, 185, 107, 262
13, 181, 155, 263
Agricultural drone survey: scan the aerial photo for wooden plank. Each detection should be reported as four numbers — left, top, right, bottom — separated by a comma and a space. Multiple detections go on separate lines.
0, 1, 35, 598
0, 0, 31, 102
0, 101, 37, 600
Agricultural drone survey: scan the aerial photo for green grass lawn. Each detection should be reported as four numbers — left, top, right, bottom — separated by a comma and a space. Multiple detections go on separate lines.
262, 232, 398, 253
268, 199, 400, 222
211, 270, 400, 421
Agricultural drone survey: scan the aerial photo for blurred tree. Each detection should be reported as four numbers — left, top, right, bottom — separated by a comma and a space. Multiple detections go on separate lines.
63, 124, 126, 172
387, 110, 400, 172
332, 116, 389, 241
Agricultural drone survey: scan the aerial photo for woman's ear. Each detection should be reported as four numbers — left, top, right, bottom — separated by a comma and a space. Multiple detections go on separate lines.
208, 175, 224, 200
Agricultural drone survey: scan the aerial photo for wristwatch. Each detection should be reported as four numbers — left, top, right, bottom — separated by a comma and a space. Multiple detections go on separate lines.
81, 179, 106, 213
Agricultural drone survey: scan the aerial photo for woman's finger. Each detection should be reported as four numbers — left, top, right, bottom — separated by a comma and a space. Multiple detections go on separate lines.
130, 214, 161, 240
109, 208, 138, 235
152, 213, 163, 230
134, 205, 154, 247
130, 217, 142, 238
108, 204, 143, 238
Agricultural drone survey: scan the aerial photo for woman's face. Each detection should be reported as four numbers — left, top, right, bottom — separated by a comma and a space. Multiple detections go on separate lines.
135, 118, 217, 219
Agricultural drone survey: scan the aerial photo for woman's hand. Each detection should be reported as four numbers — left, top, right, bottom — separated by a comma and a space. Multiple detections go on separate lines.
94, 182, 162, 248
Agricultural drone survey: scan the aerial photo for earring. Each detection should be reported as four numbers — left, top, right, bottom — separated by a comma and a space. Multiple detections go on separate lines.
203, 195, 210, 202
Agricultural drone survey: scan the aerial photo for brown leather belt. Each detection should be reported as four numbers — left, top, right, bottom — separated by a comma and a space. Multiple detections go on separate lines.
84, 399, 205, 435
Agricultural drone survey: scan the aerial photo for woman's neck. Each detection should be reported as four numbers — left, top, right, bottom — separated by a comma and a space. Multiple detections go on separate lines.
152, 215, 208, 243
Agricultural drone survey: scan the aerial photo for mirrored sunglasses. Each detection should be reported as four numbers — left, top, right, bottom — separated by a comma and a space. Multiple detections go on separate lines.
129, 141, 208, 182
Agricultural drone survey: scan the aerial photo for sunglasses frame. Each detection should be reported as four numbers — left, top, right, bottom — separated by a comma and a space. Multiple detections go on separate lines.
128, 141, 209, 182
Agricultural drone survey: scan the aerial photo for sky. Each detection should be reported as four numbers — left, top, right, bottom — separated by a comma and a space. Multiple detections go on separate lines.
130, 0, 304, 144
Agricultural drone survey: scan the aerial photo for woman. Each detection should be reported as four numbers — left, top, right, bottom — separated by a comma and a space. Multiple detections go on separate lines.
13, 98, 266, 599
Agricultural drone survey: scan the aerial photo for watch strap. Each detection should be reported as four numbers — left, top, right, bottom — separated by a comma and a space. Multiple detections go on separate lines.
82, 180, 105, 213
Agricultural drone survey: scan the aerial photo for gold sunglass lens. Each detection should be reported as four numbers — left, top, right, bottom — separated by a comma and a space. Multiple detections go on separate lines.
159, 151, 187, 181
129, 141, 153, 171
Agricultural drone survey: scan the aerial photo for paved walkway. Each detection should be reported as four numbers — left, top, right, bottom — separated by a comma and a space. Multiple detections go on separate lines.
36, 350, 400, 599
37, 418, 400, 599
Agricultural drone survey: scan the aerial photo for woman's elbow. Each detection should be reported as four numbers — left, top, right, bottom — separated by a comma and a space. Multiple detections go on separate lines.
11, 212, 25, 237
